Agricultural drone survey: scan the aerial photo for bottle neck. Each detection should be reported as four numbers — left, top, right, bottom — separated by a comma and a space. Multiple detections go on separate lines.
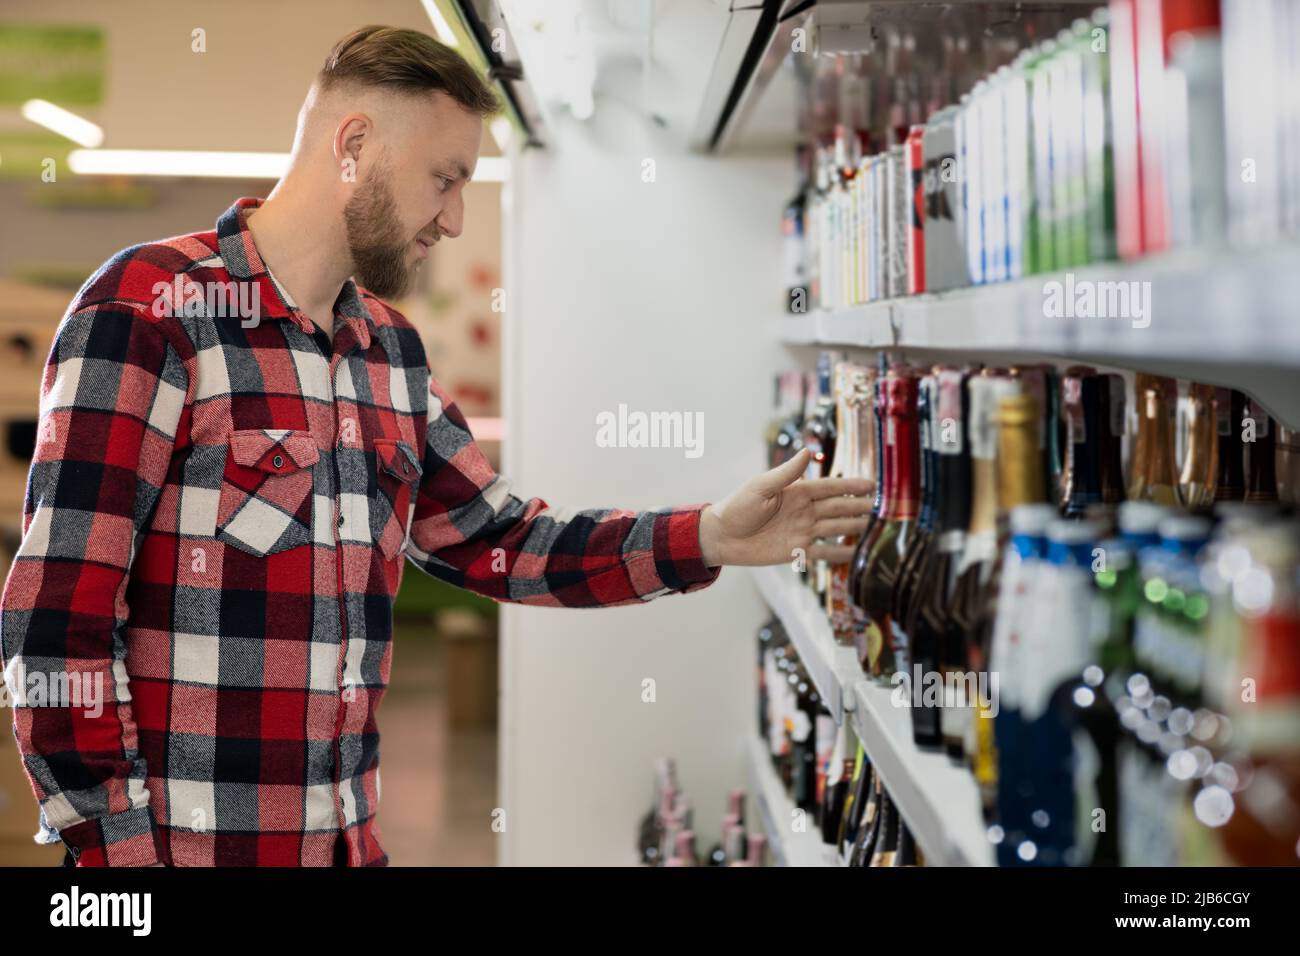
966, 375, 1001, 536
997, 394, 1045, 515
1129, 374, 1179, 504
934, 369, 971, 537
885, 374, 920, 521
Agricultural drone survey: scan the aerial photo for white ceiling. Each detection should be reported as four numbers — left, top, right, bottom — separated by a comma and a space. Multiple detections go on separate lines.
0, 0, 501, 156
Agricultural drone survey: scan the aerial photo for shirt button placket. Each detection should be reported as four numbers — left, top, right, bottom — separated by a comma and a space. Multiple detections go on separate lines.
325, 344, 352, 861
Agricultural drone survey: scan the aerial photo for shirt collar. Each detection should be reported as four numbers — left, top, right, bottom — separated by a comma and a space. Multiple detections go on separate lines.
216, 196, 374, 352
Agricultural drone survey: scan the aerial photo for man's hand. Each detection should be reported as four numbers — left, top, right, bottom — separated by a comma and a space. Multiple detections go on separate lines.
698, 448, 874, 568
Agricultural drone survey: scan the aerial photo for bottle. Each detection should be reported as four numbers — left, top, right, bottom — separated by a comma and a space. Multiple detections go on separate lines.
638, 762, 677, 865
1213, 388, 1246, 501
827, 364, 872, 645
848, 770, 883, 866
767, 372, 805, 468
849, 366, 890, 670
836, 741, 871, 856
1242, 400, 1277, 503
1216, 524, 1300, 865
705, 791, 747, 866
1128, 373, 1180, 505
988, 503, 1056, 865
664, 830, 698, 867
1017, 519, 1109, 865
802, 353, 840, 596
1275, 425, 1300, 505
855, 369, 921, 683
1177, 382, 1219, 509
867, 788, 900, 866
722, 822, 747, 865
969, 388, 1048, 821
1060, 366, 1102, 517
913, 369, 972, 753
757, 618, 789, 742
946, 372, 1008, 763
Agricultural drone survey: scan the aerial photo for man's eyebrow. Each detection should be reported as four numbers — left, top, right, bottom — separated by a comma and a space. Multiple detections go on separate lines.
457, 161, 472, 181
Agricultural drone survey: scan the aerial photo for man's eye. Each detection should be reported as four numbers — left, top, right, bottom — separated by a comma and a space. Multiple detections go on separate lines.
438, 175, 453, 191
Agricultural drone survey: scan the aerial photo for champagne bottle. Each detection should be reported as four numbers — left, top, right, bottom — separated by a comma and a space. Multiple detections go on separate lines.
1213, 387, 1246, 501
1128, 373, 1180, 505
1177, 382, 1219, 509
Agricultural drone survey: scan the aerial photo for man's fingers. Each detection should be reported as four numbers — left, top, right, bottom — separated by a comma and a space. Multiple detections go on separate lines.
811, 517, 873, 538
754, 448, 812, 495
812, 495, 876, 520
808, 543, 859, 564
800, 477, 873, 500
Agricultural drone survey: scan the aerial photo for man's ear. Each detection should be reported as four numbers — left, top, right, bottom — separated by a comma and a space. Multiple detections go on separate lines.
334, 113, 372, 180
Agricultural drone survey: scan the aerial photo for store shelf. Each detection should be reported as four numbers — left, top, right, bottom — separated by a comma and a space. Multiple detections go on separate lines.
745, 734, 844, 868
750, 564, 862, 723
847, 682, 994, 867
778, 246, 1300, 428
752, 566, 995, 868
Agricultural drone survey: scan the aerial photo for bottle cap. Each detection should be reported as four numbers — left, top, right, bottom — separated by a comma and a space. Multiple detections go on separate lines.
1010, 503, 1057, 536
1118, 501, 1172, 536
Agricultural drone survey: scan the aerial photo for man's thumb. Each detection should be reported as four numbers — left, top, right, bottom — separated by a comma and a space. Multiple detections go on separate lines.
757, 448, 811, 495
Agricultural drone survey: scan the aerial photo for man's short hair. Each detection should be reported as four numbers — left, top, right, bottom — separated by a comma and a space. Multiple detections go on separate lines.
318, 25, 499, 117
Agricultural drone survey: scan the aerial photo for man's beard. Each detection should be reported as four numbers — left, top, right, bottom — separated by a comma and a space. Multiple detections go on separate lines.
343, 164, 424, 299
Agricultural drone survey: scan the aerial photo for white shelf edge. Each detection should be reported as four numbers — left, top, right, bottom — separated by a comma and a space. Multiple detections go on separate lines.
778, 246, 1300, 427
752, 566, 994, 867
745, 734, 845, 868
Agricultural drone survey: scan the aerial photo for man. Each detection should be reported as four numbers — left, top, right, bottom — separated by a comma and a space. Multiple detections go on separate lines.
0, 26, 870, 867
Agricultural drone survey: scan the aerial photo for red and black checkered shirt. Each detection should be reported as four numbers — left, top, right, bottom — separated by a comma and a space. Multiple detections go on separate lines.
0, 196, 721, 867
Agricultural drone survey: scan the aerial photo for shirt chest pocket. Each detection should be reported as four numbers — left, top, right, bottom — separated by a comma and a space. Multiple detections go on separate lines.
216, 429, 319, 556
370, 438, 422, 560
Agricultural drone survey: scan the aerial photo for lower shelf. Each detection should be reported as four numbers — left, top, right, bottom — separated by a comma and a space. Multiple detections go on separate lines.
746, 734, 845, 867
752, 565, 995, 866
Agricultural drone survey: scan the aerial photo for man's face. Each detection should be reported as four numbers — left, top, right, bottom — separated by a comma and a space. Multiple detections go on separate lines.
343, 90, 483, 299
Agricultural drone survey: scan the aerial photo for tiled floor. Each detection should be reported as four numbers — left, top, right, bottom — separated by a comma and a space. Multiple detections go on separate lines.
0, 619, 499, 867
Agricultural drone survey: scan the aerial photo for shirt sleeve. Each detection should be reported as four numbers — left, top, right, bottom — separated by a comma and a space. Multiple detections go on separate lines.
0, 303, 188, 866
402, 376, 722, 606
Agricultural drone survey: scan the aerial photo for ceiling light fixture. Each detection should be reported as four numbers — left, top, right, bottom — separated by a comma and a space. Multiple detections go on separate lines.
21, 99, 104, 147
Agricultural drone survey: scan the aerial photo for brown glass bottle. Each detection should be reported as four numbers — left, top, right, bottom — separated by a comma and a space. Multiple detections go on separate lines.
1243, 399, 1278, 503
1128, 373, 1180, 506
1177, 382, 1219, 509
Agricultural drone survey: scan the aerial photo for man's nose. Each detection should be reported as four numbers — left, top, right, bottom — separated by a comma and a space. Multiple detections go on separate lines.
435, 191, 464, 239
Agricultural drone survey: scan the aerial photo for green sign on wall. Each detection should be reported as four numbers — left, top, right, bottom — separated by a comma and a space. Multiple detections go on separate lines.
0, 24, 104, 106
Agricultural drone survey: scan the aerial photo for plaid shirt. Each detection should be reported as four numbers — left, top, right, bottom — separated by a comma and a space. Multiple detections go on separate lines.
0, 196, 721, 867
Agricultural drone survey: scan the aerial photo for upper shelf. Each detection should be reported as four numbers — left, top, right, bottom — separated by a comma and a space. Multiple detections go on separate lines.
777, 245, 1300, 429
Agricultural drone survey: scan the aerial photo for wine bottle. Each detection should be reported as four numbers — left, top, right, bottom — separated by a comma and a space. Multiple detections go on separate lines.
1243, 399, 1278, 503
1212, 388, 1246, 501
1128, 373, 1180, 505
914, 369, 972, 753
856, 369, 922, 683
1177, 382, 1219, 509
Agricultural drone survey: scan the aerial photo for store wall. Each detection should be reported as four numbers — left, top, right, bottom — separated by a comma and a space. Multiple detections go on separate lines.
500, 104, 788, 865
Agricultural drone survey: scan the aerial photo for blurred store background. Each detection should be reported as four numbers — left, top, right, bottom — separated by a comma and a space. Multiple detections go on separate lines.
0, 1, 504, 865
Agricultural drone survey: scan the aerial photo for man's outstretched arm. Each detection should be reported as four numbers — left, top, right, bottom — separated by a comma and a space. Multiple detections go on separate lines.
401, 377, 873, 606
